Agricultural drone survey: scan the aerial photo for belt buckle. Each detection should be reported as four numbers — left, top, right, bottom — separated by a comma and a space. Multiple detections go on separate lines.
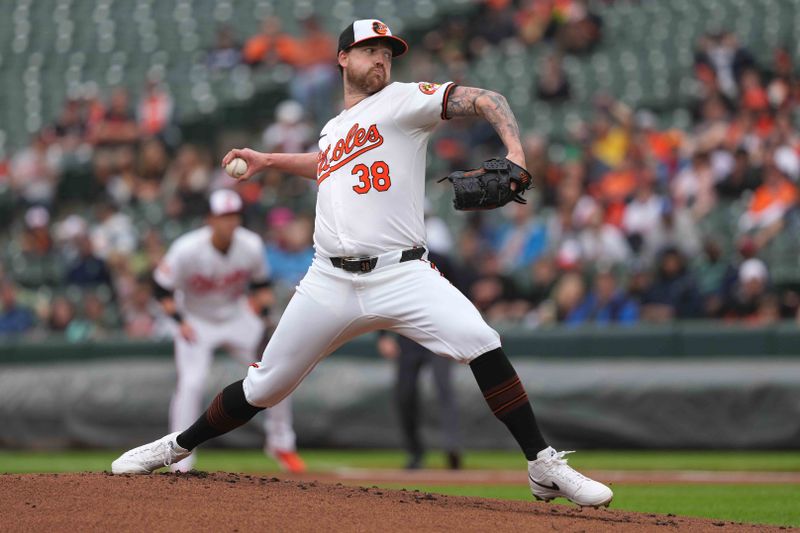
342, 256, 374, 273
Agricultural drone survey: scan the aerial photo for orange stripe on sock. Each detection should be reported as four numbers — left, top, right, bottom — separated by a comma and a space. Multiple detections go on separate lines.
493, 392, 529, 417
206, 394, 240, 432
484, 376, 521, 401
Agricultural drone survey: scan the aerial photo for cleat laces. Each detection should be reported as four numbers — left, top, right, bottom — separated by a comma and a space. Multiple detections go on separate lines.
550, 450, 590, 484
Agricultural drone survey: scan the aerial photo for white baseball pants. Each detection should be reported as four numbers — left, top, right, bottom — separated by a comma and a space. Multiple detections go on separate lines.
243, 255, 501, 408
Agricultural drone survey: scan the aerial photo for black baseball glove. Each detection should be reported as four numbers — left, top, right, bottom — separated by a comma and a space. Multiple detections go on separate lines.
438, 158, 532, 210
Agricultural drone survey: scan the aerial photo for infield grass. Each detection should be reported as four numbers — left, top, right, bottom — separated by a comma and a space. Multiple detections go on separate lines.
2, 449, 800, 473
1, 449, 798, 527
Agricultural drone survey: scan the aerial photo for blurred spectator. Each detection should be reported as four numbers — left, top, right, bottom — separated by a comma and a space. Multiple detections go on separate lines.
721, 258, 773, 323
515, 0, 555, 45
289, 17, 338, 124
81, 82, 107, 135
262, 100, 314, 154
47, 296, 76, 334
589, 102, 632, 172
525, 256, 558, 309
50, 98, 88, 155
264, 209, 314, 302
137, 79, 174, 139
106, 146, 139, 206
207, 26, 243, 71
693, 239, 738, 317
0, 281, 36, 335
739, 68, 769, 113
130, 228, 167, 278
550, 0, 603, 55
468, 252, 527, 325
566, 269, 639, 325
10, 207, 63, 288
536, 52, 571, 102
90, 200, 138, 260
139, 138, 170, 182
21, 206, 53, 256
122, 277, 169, 339
577, 202, 631, 266
65, 292, 113, 341
91, 87, 139, 148
694, 31, 755, 100
622, 177, 664, 258
491, 201, 548, 273
539, 271, 586, 324
9, 132, 59, 207
66, 234, 112, 287
738, 154, 798, 248
766, 46, 794, 111
641, 247, 702, 321
164, 145, 212, 219
243, 17, 299, 67
469, 0, 516, 49
671, 151, 717, 220
715, 148, 761, 200
635, 111, 682, 179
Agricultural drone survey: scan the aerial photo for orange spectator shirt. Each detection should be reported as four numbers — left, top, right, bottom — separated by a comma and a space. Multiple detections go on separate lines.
295, 33, 336, 68
243, 34, 300, 65
748, 179, 799, 215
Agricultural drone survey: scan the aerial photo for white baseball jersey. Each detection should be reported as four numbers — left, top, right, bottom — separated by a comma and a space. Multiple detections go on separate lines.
314, 81, 455, 258
154, 226, 269, 322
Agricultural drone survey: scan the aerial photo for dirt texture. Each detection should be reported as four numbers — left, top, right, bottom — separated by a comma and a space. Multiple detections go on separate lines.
1, 472, 791, 532
292, 468, 800, 486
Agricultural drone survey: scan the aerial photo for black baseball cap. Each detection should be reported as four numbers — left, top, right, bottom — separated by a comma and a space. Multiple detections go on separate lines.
337, 19, 408, 57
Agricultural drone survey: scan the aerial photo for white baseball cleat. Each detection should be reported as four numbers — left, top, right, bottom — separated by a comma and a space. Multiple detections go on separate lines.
111, 432, 191, 475
528, 447, 613, 508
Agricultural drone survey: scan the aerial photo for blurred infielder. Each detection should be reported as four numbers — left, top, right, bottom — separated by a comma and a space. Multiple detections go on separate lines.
152, 189, 305, 473
114, 19, 612, 508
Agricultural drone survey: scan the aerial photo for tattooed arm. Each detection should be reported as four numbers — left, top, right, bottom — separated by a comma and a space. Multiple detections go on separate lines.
445, 86, 526, 168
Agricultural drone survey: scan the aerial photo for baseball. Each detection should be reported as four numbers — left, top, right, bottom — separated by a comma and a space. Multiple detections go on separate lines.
225, 157, 248, 179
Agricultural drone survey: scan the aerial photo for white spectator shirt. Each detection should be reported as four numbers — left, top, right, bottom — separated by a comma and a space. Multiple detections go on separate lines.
314, 81, 455, 258
154, 226, 268, 322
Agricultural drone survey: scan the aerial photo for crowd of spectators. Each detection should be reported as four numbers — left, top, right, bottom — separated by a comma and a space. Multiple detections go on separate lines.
2, 1, 800, 340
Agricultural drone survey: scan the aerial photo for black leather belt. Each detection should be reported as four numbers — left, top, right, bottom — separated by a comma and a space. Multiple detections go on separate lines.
330, 247, 426, 273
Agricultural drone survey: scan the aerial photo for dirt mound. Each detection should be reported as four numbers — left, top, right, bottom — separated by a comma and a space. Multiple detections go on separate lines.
1, 473, 785, 532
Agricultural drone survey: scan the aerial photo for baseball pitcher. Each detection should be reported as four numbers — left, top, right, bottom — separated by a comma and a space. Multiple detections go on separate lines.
113, 19, 612, 508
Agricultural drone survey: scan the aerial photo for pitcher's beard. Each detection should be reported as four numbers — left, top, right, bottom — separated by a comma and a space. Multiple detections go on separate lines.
349, 69, 388, 95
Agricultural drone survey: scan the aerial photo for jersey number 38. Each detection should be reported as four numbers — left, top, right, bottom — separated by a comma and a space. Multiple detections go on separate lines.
352, 161, 392, 194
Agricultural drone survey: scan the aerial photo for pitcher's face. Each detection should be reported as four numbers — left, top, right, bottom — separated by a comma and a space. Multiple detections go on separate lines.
340, 41, 393, 95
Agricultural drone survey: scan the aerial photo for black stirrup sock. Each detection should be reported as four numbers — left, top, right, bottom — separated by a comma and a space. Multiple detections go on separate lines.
176, 380, 264, 451
469, 347, 548, 461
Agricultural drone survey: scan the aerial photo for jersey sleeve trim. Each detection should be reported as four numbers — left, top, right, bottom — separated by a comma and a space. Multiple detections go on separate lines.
441, 83, 458, 120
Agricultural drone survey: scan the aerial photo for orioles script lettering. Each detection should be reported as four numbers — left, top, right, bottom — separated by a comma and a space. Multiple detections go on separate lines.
317, 123, 384, 183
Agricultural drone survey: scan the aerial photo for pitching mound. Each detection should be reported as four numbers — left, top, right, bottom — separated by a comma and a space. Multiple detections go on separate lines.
1, 473, 782, 532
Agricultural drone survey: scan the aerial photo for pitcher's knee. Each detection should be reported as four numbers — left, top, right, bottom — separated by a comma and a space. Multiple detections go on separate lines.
447, 325, 501, 363
243, 372, 294, 408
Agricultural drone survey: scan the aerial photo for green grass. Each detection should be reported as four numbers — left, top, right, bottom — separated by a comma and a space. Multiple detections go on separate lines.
1, 449, 799, 473
1, 449, 798, 527
373, 483, 800, 528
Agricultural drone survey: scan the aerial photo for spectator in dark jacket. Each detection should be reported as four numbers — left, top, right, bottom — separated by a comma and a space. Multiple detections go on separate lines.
0, 281, 36, 335
566, 270, 639, 325
66, 234, 112, 287
641, 247, 702, 321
